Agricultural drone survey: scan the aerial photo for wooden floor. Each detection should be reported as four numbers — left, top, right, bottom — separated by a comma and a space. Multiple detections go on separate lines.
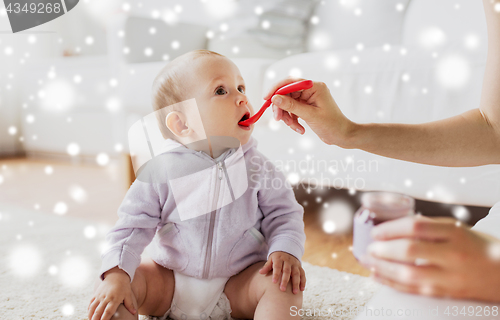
0, 156, 129, 225
0, 157, 490, 278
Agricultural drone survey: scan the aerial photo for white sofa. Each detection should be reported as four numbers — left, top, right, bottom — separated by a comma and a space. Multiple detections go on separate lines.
19, 0, 500, 207
252, 0, 500, 207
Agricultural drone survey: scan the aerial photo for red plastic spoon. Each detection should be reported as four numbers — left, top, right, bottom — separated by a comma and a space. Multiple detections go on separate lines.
239, 79, 313, 126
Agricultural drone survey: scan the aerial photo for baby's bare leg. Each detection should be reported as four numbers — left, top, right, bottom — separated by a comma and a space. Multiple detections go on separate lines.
91, 257, 174, 320
224, 261, 302, 320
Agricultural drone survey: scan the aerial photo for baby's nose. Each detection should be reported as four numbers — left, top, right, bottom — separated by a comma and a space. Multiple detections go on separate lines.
237, 96, 248, 106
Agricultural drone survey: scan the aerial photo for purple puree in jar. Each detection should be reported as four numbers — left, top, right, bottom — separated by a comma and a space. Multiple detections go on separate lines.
353, 192, 415, 262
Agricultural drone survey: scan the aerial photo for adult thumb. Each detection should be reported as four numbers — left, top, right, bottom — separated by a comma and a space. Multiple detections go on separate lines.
271, 94, 312, 120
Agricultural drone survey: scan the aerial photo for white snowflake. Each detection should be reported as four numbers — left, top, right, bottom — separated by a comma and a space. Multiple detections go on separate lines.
419, 27, 446, 49
85, 36, 94, 45
464, 34, 480, 49
73, 74, 82, 83
61, 304, 75, 316
54, 202, 68, 215
69, 185, 88, 203
84, 225, 97, 239
287, 173, 300, 185
9, 245, 42, 277
8, 126, 17, 135
59, 256, 91, 288
114, 143, 124, 152
289, 68, 302, 78
203, 0, 237, 20
66, 143, 80, 156
322, 220, 336, 233
436, 55, 471, 89
321, 200, 353, 234
109, 78, 118, 87
106, 97, 121, 112
452, 206, 470, 222
44, 165, 54, 175
144, 47, 153, 56
96, 153, 110, 166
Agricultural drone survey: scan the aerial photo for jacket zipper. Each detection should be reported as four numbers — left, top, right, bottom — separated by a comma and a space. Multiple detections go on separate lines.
201, 156, 230, 279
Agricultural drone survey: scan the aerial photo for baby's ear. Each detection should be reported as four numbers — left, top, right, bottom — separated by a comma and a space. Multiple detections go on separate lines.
166, 111, 192, 137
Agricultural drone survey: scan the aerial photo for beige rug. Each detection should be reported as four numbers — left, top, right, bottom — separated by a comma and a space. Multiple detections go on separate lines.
0, 203, 380, 320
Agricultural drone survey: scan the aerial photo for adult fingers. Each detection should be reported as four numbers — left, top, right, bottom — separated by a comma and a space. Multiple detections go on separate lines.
280, 110, 305, 134
279, 111, 305, 134
272, 259, 283, 284
289, 113, 305, 134
280, 262, 292, 292
371, 216, 458, 241
263, 78, 305, 100
367, 239, 452, 267
280, 109, 294, 126
272, 104, 284, 121
271, 95, 315, 122
290, 91, 303, 100
371, 273, 446, 298
367, 256, 445, 288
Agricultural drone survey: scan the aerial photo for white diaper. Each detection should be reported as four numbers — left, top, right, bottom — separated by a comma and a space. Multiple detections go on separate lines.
144, 271, 232, 320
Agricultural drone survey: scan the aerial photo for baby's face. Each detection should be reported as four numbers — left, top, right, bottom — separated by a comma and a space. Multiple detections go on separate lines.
186, 55, 254, 145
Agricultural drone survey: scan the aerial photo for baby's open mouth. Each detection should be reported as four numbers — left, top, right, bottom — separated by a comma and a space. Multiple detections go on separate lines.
239, 112, 250, 126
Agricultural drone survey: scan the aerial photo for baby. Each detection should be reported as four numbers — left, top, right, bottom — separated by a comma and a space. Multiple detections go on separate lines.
88, 50, 306, 320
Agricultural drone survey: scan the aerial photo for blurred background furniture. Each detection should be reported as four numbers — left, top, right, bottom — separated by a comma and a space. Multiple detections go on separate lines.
1, 0, 498, 275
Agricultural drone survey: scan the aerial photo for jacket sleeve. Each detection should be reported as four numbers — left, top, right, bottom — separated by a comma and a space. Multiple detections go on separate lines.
98, 171, 162, 283
257, 155, 306, 263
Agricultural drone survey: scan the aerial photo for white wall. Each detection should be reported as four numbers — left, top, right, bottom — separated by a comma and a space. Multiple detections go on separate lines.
0, 5, 60, 156
0, 0, 110, 156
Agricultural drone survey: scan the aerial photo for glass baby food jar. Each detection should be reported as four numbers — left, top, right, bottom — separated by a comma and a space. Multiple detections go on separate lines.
353, 191, 415, 261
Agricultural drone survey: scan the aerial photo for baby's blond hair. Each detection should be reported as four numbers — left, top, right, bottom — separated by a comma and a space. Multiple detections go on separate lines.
151, 49, 224, 139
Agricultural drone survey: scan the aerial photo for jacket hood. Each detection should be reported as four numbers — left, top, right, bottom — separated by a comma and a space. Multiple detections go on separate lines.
162, 136, 258, 157
137, 136, 257, 181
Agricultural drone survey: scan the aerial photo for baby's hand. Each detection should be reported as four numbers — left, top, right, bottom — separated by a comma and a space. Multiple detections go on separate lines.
259, 251, 306, 294
88, 267, 137, 320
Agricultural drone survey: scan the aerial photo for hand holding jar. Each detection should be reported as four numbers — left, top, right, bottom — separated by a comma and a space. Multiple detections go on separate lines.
354, 195, 500, 302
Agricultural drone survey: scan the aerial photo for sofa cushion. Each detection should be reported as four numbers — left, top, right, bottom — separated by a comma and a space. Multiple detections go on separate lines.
122, 16, 209, 63
402, 0, 487, 51
307, 0, 411, 51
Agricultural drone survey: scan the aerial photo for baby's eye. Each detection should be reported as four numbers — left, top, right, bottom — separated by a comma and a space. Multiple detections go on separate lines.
215, 87, 227, 95
238, 86, 245, 94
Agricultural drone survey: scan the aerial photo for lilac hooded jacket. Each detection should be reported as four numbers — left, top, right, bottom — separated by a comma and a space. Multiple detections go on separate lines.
99, 136, 305, 282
